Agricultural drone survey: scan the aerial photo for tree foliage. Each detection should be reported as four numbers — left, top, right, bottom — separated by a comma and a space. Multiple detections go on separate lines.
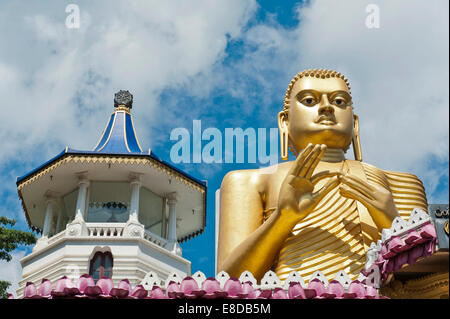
0, 216, 37, 299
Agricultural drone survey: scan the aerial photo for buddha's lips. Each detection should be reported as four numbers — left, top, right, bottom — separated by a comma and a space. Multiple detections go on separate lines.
315, 115, 337, 125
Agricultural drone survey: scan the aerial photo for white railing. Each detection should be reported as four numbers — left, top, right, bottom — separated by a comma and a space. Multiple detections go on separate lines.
143, 229, 168, 248
86, 223, 126, 237
38, 222, 172, 253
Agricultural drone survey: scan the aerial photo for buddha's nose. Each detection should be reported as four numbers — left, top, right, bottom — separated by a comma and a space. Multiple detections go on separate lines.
318, 96, 334, 115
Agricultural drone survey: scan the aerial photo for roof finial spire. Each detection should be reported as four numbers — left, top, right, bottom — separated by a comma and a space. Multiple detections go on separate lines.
114, 90, 133, 109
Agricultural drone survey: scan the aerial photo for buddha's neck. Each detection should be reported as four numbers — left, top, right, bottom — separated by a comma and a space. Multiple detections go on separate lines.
297, 147, 346, 163
321, 148, 346, 162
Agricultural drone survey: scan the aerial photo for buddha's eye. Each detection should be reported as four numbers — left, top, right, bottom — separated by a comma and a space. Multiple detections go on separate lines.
332, 98, 346, 106
300, 96, 317, 106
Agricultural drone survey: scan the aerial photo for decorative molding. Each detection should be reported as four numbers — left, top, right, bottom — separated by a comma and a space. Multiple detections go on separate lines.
17, 154, 205, 193
380, 272, 449, 299
15, 269, 386, 299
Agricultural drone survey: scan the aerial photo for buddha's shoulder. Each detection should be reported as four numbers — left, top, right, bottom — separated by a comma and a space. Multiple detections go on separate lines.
221, 162, 290, 189
355, 160, 423, 184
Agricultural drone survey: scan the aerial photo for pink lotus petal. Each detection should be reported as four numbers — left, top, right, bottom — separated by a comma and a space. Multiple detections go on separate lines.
407, 244, 424, 265
110, 288, 129, 298
347, 281, 365, 298
129, 285, 148, 299
77, 274, 95, 294
242, 282, 257, 299
175, 291, 185, 299
342, 292, 356, 299
24, 282, 37, 298
148, 286, 164, 299
326, 280, 344, 298
7, 294, 14, 299
223, 278, 242, 297
39, 279, 52, 297
165, 281, 180, 299
423, 240, 435, 257
308, 279, 326, 297
84, 285, 102, 297
404, 230, 421, 245
96, 277, 114, 295
117, 279, 132, 294
393, 252, 409, 271
388, 236, 405, 254
201, 277, 221, 294
180, 277, 199, 296
365, 285, 379, 299
420, 223, 437, 239
257, 289, 272, 299
303, 288, 317, 299
271, 288, 287, 299
54, 276, 74, 292
63, 287, 81, 297
288, 282, 305, 299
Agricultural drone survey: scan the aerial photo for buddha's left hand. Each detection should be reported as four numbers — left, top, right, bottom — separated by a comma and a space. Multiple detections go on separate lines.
338, 174, 399, 230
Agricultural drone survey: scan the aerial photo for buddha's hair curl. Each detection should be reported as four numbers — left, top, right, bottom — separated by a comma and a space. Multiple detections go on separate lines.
283, 69, 352, 111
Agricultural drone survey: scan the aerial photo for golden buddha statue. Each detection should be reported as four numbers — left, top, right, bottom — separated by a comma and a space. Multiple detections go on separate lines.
217, 69, 428, 284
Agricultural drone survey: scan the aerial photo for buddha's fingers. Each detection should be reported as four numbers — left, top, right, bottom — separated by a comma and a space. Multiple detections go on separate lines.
339, 184, 373, 208
289, 143, 314, 177
344, 175, 376, 192
340, 175, 375, 200
305, 144, 327, 180
312, 176, 340, 203
298, 145, 323, 178
311, 170, 341, 186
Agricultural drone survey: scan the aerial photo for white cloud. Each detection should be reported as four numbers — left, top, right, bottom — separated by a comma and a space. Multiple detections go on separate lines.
0, 0, 258, 163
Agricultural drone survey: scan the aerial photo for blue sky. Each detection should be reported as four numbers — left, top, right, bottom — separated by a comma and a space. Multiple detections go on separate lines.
0, 0, 448, 294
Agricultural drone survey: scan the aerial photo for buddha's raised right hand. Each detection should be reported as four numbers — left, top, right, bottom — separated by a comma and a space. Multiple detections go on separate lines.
278, 143, 341, 224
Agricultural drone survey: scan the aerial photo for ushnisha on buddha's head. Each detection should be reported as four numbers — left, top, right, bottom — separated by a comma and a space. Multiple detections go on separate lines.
278, 69, 362, 161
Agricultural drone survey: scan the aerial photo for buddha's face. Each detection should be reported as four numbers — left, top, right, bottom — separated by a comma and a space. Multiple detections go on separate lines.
283, 76, 354, 151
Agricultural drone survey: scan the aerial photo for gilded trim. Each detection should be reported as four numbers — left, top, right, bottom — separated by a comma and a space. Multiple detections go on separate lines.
17, 154, 206, 193
115, 105, 131, 113
122, 111, 131, 153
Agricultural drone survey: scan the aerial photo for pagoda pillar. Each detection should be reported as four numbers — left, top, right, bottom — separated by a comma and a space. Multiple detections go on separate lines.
167, 192, 178, 242
74, 174, 90, 221
128, 174, 142, 222
42, 197, 56, 238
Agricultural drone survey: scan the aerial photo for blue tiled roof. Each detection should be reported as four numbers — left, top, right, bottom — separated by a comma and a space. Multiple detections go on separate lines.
16, 106, 206, 188
93, 110, 144, 154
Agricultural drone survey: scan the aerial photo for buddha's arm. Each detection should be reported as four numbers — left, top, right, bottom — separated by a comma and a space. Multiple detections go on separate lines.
217, 170, 295, 279
218, 144, 340, 279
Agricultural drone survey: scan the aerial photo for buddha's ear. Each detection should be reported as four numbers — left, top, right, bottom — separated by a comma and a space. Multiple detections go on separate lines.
278, 110, 289, 161
352, 113, 362, 161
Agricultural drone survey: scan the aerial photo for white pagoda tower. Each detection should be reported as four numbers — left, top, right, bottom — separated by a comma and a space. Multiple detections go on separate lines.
15, 90, 206, 297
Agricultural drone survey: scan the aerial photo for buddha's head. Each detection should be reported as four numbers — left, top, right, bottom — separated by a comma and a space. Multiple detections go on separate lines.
278, 69, 362, 161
